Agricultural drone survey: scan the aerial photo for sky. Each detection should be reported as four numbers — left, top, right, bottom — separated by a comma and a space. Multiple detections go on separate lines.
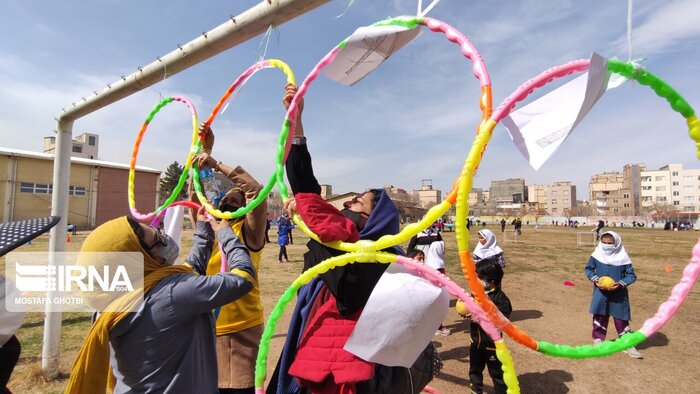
1, 0, 699, 199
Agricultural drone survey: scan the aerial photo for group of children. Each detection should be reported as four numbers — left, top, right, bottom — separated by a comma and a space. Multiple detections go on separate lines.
406, 226, 642, 394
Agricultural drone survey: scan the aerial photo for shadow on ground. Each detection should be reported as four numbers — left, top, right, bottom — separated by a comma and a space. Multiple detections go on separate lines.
518, 369, 574, 393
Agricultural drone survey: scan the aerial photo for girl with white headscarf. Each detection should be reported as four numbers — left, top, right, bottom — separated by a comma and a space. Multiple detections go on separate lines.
472, 229, 506, 268
584, 231, 642, 358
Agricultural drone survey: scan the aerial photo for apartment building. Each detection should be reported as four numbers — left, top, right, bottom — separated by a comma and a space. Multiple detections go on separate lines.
641, 163, 700, 212
547, 181, 577, 215
44, 132, 99, 160
490, 178, 526, 205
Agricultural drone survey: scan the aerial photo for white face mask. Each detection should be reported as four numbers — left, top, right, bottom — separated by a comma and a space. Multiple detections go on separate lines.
153, 234, 179, 265
601, 243, 616, 253
479, 279, 491, 289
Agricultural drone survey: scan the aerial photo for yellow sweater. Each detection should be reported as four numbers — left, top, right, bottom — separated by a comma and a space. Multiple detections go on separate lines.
207, 219, 263, 335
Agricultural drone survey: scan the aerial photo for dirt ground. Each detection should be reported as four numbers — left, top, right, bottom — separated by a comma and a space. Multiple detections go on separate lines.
5, 225, 700, 393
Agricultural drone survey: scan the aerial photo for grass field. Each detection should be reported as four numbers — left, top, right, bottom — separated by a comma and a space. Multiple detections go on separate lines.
3, 224, 699, 393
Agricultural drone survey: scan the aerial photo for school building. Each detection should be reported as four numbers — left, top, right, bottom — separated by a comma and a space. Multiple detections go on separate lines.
0, 147, 160, 230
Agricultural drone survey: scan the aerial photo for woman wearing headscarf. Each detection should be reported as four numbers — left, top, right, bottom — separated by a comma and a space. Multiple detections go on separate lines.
473, 229, 506, 268
266, 84, 436, 394
66, 208, 256, 393
584, 231, 642, 358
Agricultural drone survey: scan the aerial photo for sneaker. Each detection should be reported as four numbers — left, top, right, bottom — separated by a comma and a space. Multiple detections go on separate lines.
624, 346, 643, 359
435, 328, 451, 337
593, 339, 603, 346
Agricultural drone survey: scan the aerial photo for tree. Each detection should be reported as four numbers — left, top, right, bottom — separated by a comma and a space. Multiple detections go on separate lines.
159, 161, 186, 205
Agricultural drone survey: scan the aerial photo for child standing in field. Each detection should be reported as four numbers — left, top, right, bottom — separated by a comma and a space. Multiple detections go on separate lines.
277, 221, 293, 263
465, 258, 512, 394
584, 231, 642, 359
473, 229, 506, 268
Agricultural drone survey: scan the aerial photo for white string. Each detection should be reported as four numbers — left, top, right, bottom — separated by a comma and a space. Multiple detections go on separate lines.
627, 0, 633, 61
418, 0, 441, 16
335, 0, 356, 19
417, 0, 423, 16
258, 24, 273, 62
220, 25, 273, 115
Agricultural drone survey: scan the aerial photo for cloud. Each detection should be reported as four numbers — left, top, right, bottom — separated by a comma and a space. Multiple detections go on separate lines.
630, 0, 700, 55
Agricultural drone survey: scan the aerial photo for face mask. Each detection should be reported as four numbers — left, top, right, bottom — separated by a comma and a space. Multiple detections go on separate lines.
341, 208, 368, 230
601, 243, 616, 253
153, 234, 180, 265
479, 279, 491, 289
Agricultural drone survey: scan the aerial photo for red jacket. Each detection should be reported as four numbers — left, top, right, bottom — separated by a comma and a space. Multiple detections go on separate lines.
288, 293, 374, 393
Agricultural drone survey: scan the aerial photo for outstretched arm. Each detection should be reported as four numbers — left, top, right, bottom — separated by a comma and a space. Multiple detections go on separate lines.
283, 83, 321, 195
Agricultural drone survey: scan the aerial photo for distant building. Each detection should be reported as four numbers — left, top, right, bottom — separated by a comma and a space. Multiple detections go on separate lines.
623, 164, 644, 215
547, 181, 576, 215
469, 188, 485, 205
490, 178, 526, 205
414, 179, 441, 208
0, 147, 159, 229
527, 184, 548, 205
44, 132, 99, 160
589, 171, 633, 216
385, 185, 425, 221
641, 163, 700, 213
320, 184, 333, 200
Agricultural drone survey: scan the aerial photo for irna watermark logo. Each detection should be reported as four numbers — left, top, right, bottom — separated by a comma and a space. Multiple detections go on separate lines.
5, 252, 144, 312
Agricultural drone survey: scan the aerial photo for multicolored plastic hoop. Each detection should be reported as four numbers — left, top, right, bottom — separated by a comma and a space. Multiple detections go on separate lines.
128, 96, 198, 221
192, 59, 295, 219
456, 58, 700, 359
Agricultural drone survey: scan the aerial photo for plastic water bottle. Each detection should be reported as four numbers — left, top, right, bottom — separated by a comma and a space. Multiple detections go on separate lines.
199, 167, 222, 207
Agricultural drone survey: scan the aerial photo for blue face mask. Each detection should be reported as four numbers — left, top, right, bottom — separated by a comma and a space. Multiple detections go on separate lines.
601, 243, 616, 253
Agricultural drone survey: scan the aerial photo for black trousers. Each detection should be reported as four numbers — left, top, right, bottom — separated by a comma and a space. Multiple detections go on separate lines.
469, 345, 506, 394
0, 335, 21, 390
278, 245, 288, 261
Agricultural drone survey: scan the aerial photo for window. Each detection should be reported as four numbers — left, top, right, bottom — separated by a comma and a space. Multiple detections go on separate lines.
673, 181, 679, 186
551, 208, 557, 213
34, 184, 51, 194
88, 136, 96, 146
613, 199, 619, 204
564, 199, 570, 205
642, 176, 652, 182
623, 193, 630, 198
624, 203, 630, 207
672, 171, 679, 176
563, 191, 569, 196
685, 206, 695, 212
673, 191, 680, 196
656, 196, 667, 202
551, 199, 557, 205
20, 182, 34, 193
656, 186, 666, 191
673, 201, 680, 206
656, 176, 665, 181
613, 208, 619, 213
551, 191, 558, 196
642, 186, 652, 191
684, 196, 694, 201
20, 182, 52, 194
685, 186, 694, 191
642, 196, 652, 202
69, 186, 87, 196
